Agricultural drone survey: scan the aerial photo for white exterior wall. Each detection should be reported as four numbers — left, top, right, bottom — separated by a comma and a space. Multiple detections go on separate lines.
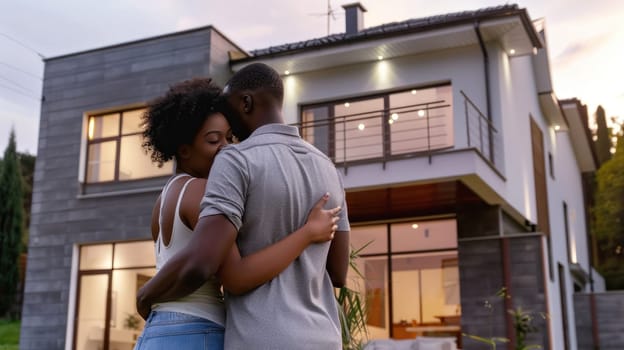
490, 47, 540, 225
497, 50, 595, 349
282, 44, 486, 151
492, 48, 570, 349
545, 130, 592, 350
553, 132, 591, 272
278, 38, 592, 349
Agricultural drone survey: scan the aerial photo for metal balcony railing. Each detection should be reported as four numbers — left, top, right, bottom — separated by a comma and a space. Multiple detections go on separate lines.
461, 90, 501, 167
294, 92, 501, 171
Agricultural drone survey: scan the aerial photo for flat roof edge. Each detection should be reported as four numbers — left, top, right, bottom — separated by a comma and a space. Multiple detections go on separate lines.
45, 25, 247, 62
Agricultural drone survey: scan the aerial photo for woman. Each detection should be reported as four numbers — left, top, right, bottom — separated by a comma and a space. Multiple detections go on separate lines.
134, 78, 340, 349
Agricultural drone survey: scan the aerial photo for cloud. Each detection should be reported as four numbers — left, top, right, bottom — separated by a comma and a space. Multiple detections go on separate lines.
554, 32, 613, 66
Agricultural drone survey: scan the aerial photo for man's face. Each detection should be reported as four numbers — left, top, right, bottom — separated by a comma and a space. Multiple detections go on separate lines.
220, 85, 252, 141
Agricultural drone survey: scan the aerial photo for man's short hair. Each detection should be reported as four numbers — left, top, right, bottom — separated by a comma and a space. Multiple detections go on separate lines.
226, 63, 284, 103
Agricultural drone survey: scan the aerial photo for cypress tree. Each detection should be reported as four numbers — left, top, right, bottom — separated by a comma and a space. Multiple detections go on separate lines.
0, 130, 25, 316
595, 105, 612, 165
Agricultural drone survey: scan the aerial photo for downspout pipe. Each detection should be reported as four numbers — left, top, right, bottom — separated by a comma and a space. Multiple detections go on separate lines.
474, 20, 494, 161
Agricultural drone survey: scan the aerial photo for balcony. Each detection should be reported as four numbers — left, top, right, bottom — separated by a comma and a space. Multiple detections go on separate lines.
295, 87, 502, 180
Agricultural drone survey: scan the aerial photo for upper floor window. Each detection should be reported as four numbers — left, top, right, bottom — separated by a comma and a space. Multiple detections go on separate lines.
300, 85, 453, 164
86, 108, 172, 183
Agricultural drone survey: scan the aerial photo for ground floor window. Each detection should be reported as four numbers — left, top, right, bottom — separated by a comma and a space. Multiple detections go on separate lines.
348, 219, 461, 342
74, 241, 156, 350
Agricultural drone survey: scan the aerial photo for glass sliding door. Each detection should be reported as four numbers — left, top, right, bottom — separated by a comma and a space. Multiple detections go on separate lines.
74, 242, 156, 350
74, 273, 111, 350
349, 219, 461, 345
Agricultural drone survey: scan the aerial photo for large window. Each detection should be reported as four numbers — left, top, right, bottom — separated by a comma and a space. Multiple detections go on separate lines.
301, 85, 453, 163
86, 109, 172, 183
348, 219, 460, 344
74, 241, 156, 350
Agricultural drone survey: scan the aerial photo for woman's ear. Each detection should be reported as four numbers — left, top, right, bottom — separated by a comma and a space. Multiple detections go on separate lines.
178, 144, 191, 159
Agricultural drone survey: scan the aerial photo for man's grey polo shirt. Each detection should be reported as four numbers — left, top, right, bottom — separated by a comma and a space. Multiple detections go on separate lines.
200, 123, 350, 350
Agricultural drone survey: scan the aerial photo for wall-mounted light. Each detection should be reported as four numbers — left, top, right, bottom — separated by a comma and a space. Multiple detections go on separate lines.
344, 102, 350, 108
377, 55, 384, 61
388, 119, 394, 125
411, 224, 419, 229
284, 70, 290, 75
554, 125, 561, 131
509, 49, 516, 55
411, 90, 417, 95
358, 123, 365, 131
88, 117, 95, 140
417, 110, 425, 117
391, 113, 399, 121
524, 219, 537, 232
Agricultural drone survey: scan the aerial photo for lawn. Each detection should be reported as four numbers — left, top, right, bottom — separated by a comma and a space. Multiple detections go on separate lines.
0, 319, 19, 350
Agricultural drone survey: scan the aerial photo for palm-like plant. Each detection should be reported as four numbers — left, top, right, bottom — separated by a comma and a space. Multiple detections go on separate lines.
337, 243, 371, 350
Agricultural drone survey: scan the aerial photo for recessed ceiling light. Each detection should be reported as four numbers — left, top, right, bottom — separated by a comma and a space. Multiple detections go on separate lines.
411, 224, 419, 229
554, 125, 561, 131
344, 102, 350, 108
284, 70, 290, 75
509, 49, 516, 55
391, 113, 399, 121
358, 123, 365, 131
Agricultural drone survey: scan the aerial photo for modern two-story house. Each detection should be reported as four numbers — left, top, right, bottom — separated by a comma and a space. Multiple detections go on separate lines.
20, 3, 607, 350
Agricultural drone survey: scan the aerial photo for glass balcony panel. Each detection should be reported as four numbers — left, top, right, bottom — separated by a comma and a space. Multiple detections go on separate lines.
301, 106, 331, 156
334, 98, 384, 162
389, 86, 453, 155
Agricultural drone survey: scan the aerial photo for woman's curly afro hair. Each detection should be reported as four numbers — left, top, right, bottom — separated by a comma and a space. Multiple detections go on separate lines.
142, 78, 222, 166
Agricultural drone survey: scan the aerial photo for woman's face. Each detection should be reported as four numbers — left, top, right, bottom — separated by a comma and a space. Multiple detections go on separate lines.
186, 113, 232, 178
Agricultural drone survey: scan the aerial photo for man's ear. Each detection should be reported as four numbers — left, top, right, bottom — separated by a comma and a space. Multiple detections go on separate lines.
242, 94, 253, 114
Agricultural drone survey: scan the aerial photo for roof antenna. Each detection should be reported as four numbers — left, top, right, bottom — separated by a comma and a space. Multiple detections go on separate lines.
308, 0, 338, 35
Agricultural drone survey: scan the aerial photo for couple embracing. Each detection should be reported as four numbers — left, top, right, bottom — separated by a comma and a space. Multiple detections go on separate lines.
134, 63, 351, 350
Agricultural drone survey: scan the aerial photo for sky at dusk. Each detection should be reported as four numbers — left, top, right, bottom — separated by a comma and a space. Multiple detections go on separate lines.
1, 0, 622, 154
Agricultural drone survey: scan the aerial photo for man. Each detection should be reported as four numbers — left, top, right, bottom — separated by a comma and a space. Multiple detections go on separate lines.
137, 63, 350, 349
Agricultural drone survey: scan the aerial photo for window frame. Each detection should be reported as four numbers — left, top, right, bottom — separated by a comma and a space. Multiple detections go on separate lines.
349, 218, 460, 339
83, 108, 172, 185
298, 82, 454, 166
73, 241, 156, 350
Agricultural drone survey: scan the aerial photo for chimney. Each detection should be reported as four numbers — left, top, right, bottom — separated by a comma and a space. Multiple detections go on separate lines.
342, 2, 367, 35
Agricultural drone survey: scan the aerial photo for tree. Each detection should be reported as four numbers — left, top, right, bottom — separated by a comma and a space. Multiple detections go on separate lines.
0, 130, 25, 316
17, 152, 35, 252
593, 130, 624, 289
595, 106, 612, 165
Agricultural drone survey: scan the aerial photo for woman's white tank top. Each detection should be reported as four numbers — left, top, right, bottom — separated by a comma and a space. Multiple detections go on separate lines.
151, 174, 225, 326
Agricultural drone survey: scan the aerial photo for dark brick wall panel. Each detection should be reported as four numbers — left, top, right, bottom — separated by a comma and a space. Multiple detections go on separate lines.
20, 27, 241, 350
573, 294, 595, 350
509, 236, 549, 349
590, 292, 624, 349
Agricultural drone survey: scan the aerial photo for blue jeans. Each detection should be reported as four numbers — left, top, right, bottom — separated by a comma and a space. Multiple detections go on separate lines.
134, 311, 224, 350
